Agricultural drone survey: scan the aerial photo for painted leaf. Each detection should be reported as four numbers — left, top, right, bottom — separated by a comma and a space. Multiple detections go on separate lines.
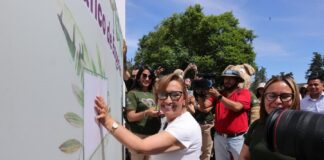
91, 59, 97, 74
75, 44, 84, 77
96, 46, 105, 76
82, 43, 91, 66
64, 112, 83, 128
57, 13, 76, 59
59, 139, 82, 154
72, 84, 84, 107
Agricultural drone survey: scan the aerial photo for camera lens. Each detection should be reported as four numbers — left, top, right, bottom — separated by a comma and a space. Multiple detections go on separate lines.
266, 108, 324, 160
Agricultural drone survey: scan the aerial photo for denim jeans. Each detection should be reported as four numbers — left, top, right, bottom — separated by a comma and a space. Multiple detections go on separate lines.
214, 132, 244, 160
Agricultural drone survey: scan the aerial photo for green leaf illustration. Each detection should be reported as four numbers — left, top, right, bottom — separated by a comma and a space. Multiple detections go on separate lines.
57, 12, 76, 59
75, 43, 84, 77
96, 45, 105, 76
59, 139, 82, 154
72, 84, 84, 107
109, 0, 117, 11
83, 44, 93, 72
91, 58, 97, 74
64, 112, 83, 128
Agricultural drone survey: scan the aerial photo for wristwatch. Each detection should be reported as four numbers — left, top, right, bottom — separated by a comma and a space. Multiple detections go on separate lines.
111, 122, 119, 133
217, 95, 223, 101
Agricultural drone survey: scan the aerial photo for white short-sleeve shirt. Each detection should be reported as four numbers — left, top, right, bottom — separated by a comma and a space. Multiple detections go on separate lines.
151, 112, 202, 160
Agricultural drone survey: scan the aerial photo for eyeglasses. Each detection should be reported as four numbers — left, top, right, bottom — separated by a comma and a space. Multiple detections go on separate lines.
264, 92, 294, 102
158, 91, 183, 101
142, 73, 153, 80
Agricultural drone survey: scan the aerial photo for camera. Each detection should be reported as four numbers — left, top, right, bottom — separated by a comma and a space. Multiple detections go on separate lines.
191, 79, 212, 98
191, 73, 215, 98
191, 79, 213, 90
265, 108, 324, 160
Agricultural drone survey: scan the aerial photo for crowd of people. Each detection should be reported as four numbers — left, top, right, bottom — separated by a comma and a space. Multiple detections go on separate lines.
94, 40, 324, 160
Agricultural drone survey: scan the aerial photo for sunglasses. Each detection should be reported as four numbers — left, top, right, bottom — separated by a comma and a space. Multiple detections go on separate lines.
142, 73, 153, 80
264, 92, 294, 102
158, 91, 183, 101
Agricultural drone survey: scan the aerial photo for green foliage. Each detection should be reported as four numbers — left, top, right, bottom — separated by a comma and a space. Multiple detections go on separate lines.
251, 66, 267, 91
305, 52, 324, 80
134, 4, 256, 82
279, 72, 293, 78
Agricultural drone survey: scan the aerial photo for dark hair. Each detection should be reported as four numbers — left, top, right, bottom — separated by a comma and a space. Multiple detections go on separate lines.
256, 88, 264, 99
259, 75, 300, 121
299, 86, 308, 98
130, 65, 155, 91
307, 73, 324, 83
132, 65, 140, 70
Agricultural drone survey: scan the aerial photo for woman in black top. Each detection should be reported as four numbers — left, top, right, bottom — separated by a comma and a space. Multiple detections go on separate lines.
239, 75, 300, 160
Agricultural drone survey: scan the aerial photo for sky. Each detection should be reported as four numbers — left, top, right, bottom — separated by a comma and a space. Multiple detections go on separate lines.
125, 0, 324, 84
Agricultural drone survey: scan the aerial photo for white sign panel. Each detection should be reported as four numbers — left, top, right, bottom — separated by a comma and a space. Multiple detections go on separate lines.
84, 70, 108, 160
0, 0, 125, 159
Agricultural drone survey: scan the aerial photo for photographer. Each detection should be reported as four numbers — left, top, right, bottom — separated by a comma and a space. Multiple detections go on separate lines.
239, 75, 300, 160
191, 77, 215, 160
205, 69, 251, 160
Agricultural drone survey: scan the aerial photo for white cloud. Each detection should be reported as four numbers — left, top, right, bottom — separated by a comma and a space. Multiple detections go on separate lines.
254, 39, 290, 57
173, 0, 252, 28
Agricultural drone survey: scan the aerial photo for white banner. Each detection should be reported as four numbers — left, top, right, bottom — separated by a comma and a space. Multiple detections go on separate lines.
0, 0, 125, 159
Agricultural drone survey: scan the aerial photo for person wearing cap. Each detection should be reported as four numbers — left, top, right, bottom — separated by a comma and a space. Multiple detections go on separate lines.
247, 82, 265, 124
203, 68, 251, 160
255, 82, 266, 99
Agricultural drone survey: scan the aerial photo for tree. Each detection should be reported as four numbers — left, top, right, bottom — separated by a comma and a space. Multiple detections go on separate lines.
134, 4, 256, 83
305, 52, 324, 80
279, 72, 294, 78
251, 66, 267, 91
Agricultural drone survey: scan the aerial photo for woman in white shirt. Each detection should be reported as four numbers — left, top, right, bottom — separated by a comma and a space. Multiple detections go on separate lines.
95, 73, 202, 160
